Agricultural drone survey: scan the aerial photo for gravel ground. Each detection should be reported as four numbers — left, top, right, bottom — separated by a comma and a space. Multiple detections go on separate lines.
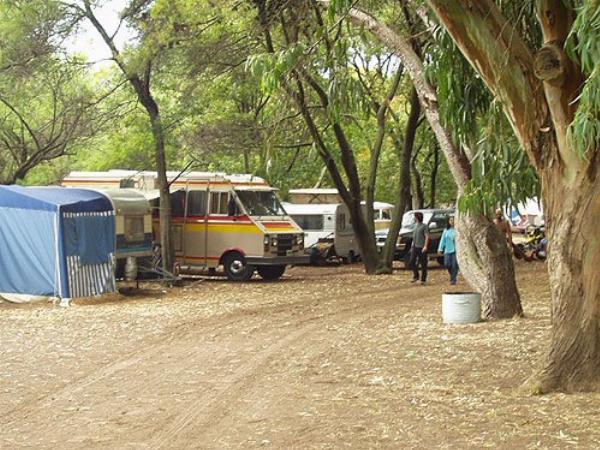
1, 261, 599, 449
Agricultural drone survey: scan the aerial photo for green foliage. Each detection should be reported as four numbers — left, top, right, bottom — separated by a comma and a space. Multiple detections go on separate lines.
428, 20, 539, 215
246, 42, 307, 94
459, 102, 539, 215
566, 0, 600, 156
428, 27, 491, 147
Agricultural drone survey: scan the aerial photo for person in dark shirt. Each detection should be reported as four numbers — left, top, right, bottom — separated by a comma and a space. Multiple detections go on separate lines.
409, 212, 430, 285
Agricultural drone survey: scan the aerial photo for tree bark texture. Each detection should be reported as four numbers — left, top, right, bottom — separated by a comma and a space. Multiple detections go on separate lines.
456, 213, 522, 319
428, 0, 600, 391
429, 143, 439, 208
335, 2, 523, 317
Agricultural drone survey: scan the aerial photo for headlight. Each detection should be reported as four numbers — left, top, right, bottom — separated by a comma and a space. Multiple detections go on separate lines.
263, 235, 270, 245
271, 237, 278, 246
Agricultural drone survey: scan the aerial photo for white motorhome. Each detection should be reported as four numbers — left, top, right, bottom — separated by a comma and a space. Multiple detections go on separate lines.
63, 170, 308, 281
284, 201, 393, 262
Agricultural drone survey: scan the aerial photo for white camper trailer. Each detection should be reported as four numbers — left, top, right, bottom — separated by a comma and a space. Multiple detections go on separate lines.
284, 201, 393, 262
283, 202, 356, 262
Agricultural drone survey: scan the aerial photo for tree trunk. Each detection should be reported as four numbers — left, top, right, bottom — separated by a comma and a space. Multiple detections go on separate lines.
148, 110, 173, 275
350, 203, 380, 273
534, 165, 600, 392
426, 0, 599, 391
411, 151, 425, 209
456, 212, 522, 319
82, 1, 174, 276
379, 87, 421, 273
430, 143, 439, 208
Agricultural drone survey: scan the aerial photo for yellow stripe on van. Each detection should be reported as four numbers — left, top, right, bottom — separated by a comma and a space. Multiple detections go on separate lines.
185, 223, 262, 234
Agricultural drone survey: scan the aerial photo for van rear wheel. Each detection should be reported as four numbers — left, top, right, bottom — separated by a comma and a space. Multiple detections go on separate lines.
223, 252, 255, 281
257, 265, 286, 280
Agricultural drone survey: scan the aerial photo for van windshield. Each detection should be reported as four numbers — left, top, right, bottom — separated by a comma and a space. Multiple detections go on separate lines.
236, 190, 286, 216
401, 211, 433, 229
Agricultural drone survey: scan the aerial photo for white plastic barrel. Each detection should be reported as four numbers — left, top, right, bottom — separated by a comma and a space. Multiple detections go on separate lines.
442, 292, 481, 324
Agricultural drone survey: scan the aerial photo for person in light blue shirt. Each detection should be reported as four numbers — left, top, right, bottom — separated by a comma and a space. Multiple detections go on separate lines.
438, 216, 459, 285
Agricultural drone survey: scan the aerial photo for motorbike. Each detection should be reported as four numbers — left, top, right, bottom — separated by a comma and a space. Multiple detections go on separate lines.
515, 226, 547, 261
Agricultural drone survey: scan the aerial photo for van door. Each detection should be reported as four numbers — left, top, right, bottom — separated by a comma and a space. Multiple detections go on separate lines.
169, 190, 187, 259
184, 188, 209, 267
206, 189, 230, 267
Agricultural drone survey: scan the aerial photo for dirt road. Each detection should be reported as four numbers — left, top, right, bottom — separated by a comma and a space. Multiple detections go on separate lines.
1, 263, 599, 449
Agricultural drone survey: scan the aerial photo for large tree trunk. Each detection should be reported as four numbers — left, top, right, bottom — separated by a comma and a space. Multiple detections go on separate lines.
456, 213, 522, 318
535, 165, 600, 391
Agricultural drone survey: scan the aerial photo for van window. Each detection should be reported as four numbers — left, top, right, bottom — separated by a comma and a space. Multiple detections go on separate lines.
381, 209, 391, 220
170, 191, 186, 217
431, 213, 449, 229
210, 192, 229, 215
188, 191, 207, 216
291, 214, 324, 231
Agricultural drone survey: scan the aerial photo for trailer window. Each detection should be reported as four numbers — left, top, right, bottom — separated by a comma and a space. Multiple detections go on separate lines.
291, 214, 324, 231
124, 216, 145, 242
188, 191, 207, 216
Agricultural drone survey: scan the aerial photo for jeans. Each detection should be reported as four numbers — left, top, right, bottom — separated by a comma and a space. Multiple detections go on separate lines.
409, 247, 428, 282
444, 252, 459, 284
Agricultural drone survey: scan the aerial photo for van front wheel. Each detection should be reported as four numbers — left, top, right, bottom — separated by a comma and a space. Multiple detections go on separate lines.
257, 265, 286, 280
223, 252, 255, 281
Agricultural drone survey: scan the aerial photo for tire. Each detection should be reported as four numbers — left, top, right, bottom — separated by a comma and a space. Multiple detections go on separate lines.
348, 251, 359, 263
223, 252, 255, 281
257, 265, 286, 280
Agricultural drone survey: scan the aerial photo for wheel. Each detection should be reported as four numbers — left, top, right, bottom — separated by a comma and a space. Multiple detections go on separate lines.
257, 265, 286, 280
223, 252, 255, 281
437, 256, 445, 266
348, 251, 359, 263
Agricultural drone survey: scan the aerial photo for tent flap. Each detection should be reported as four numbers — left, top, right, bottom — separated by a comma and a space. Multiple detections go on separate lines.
0, 208, 58, 297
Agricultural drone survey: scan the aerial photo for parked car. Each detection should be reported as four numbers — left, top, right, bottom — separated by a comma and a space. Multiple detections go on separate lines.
376, 208, 455, 267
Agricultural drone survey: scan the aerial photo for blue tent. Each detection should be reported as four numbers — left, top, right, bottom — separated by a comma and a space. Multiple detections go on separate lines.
0, 186, 117, 299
